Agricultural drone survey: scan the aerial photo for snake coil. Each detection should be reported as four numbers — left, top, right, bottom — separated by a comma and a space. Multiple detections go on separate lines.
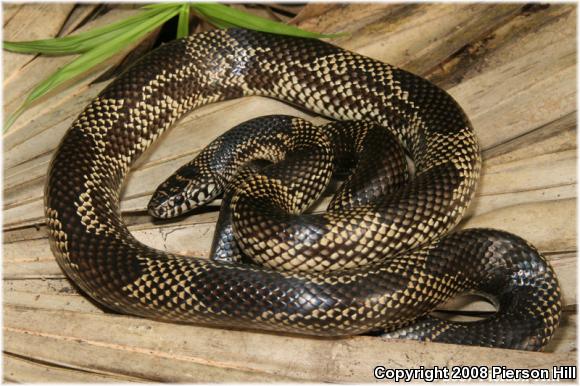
45, 29, 561, 351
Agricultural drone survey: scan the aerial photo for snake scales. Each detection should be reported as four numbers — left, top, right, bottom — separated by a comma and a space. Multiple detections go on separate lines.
45, 29, 561, 351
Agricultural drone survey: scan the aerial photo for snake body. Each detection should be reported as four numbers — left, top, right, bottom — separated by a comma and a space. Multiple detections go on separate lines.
45, 29, 561, 350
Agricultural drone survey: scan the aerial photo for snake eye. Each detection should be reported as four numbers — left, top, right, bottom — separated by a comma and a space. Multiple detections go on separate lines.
173, 193, 184, 206
149, 161, 221, 219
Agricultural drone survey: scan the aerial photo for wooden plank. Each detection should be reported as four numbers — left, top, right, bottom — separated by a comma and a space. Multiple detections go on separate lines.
294, 4, 523, 74
3, 4, 24, 26
3, 4, 75, 84
5, 150, 576, 252
2, 4, 577, 381
459, 199, 576, 253
482, 112, 576, 165
4, 199, 576, 308
4, 305, 575, 383
4, 278, 77, 295
4, 117, 575, 227
468, 149, 576, 217
3, 306, 303, 383
2, 99, 322, 224
429, 5, 576, 150
4, 290, 102, 315
4, 4, 574, 228
6, 200, 576, 261
3, 353, 147, 383
452, 61, 575, 151
3, 7, 142, 138
3, 276, 576, 354
57, 4, 102, 37
3, 272, 576, 377
427, 4, 575, 88
4, 251, 574, 308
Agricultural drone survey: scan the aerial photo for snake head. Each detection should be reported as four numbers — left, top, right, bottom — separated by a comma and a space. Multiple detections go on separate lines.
148, 165, 221, 219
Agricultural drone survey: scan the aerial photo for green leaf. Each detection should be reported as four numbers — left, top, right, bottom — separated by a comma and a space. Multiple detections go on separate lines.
4, 106, 24, 131
191, 3, 344, 38
3, 6, 180, 55
4, 3, 344, 131
5, 26, 129, 55
5, 7, 180, 131
176, 4, 190, 39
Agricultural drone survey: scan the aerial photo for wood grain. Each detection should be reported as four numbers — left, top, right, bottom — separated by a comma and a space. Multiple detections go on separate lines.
3, 3, 75, 84
3, 353, 148, 383
4, 306, 575, 383
3, 3, 576, 382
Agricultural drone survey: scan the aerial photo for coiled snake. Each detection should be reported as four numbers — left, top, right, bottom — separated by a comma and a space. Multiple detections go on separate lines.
45, 29, 561, 351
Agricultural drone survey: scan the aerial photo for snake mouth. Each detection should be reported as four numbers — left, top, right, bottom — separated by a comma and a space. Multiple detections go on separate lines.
148, 191, 182, 219
148, 184, 220, 219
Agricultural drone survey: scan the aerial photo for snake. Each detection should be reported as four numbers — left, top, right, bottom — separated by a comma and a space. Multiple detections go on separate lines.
45, 28, 562, 351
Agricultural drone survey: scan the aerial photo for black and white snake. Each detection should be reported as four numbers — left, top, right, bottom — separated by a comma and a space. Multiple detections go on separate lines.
45, 29, 561, 351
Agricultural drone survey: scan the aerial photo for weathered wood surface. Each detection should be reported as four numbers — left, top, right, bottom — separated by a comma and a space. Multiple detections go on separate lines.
3, 3, 576, 382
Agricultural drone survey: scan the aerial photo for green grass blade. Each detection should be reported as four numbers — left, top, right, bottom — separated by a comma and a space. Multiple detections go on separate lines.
191, 3, 344, 39
177, 4, 190, 39
3, 6, 181, 55
5, 7, 180, 131
5, 26, 134, 55
4, 2, 343, 131
4, 106, 23, 131
26, 8, 178, 102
